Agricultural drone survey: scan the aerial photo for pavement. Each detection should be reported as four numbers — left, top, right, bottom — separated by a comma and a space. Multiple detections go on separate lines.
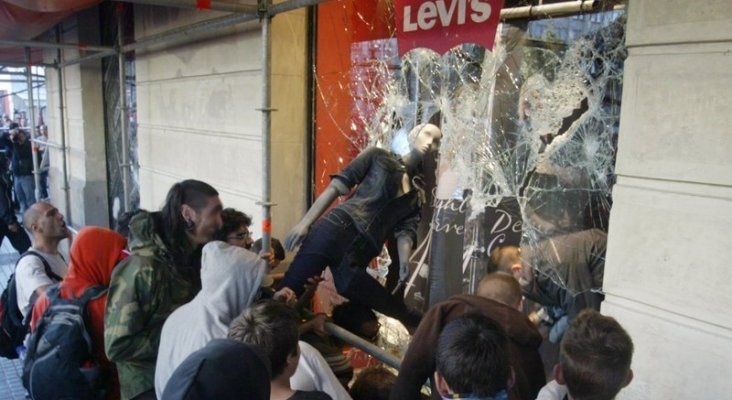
0, 238, 30, 400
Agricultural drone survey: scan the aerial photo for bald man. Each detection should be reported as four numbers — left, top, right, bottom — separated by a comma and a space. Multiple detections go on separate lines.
15, 202, 70, 318
391, 273, 545, 400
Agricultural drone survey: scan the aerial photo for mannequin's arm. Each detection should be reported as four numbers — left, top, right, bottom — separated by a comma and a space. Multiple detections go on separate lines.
397, 235, 414, 282
284, 179, 349, 251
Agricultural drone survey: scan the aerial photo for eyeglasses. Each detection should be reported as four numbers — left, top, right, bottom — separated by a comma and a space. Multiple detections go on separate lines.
227, 231, 251, 241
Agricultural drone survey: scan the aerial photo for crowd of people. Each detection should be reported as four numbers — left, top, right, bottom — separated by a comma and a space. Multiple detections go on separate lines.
0, 122, 635, 400
0, 117, 51, 215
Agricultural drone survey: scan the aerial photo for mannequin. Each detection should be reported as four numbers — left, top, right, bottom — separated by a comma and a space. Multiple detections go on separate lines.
281, 124, 442, 328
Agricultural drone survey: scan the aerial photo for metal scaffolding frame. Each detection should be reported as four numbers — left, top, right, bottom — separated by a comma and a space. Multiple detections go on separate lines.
0, 0, 625, 368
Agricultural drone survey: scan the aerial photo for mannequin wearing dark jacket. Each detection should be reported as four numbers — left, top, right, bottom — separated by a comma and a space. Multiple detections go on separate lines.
390, 294, 545, 400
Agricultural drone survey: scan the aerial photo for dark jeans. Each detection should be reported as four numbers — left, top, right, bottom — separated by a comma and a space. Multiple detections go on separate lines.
0, 222, 30, 254
281, 209, 421, 328
39, 171, 48, 199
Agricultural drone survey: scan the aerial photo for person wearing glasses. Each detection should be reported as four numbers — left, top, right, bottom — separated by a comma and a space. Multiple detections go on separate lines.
216, 208, 254, 249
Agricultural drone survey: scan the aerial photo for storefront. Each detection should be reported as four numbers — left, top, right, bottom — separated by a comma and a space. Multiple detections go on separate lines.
312, 0, 625, 311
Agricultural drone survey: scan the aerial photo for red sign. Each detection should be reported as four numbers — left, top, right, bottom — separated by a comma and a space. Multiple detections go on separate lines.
395, 0, 504, 56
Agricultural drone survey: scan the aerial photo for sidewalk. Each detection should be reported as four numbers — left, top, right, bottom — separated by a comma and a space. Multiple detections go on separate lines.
0, 238, 29, 400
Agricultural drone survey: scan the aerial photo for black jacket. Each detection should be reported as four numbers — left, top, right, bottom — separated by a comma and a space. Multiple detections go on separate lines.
161, 339, 271, 400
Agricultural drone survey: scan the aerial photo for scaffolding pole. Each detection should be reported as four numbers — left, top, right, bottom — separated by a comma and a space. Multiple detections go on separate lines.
324, 321, 401, 369
25, 48, 42, 203
0, 39, 112, 53
118, 8, 132, 214
258, 0, 274, 254
56, 27, 72, 222
122, 0, 258, 14
500, 0, 624, 20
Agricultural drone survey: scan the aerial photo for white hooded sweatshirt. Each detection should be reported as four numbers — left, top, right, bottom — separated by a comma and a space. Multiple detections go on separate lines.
155, 241, 266, 398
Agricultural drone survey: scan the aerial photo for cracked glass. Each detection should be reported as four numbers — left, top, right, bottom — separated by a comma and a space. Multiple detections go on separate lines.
314, 2, 626, 318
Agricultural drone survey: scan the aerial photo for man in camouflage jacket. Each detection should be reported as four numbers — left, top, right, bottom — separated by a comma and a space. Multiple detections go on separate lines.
105, 180, 223, 399
104, 211, 198, 399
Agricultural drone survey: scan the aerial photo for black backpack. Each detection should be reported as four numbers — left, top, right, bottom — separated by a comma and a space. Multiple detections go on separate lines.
22, 284, 107, 400
0, 251, 62, 359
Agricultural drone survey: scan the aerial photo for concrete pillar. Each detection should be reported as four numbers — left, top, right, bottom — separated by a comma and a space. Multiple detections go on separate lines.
45, 9, 110, 228
603, 2, 732, 398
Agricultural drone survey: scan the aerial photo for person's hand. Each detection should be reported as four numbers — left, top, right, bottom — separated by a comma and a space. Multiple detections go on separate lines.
274, 287, 297, 306
284, 223, 309, 251
303, 313, 328, 336
304, 276, 324, 293
296, 276, 324, 310
399, 261, 410, 282
259, 251, 276, 269
7, 223, 18, 233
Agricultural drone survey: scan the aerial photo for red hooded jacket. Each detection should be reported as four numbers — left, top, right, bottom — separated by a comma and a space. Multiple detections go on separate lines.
31, 226, 128, 400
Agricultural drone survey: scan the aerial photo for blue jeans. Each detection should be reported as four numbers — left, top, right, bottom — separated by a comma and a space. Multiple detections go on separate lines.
13, 174, 35, 212
281, 209, 421, 328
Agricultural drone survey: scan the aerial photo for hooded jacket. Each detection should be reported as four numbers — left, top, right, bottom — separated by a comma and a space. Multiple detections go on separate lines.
391, 295, 545, 400
161, 339, 271, 400
155, 241, 267, 398
104, 211, 201, 400
31, 226, 128, 400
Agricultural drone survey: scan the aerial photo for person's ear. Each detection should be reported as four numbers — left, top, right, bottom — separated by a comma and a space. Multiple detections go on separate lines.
516, 296, 524, 312
554, 364, 565, 385
510, 262, 522, 279
181, 204, 196, 226
622, 369, 634, 388
433, 371, 452, 397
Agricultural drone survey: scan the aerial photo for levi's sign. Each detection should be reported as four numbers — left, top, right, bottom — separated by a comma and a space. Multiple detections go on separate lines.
395, 0, 504, 56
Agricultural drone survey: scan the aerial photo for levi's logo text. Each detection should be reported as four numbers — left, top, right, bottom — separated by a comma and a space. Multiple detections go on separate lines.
395, 0, 504, 56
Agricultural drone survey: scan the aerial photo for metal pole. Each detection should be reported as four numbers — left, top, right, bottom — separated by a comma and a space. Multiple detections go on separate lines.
258, 0, 274, 254
0, 61, 55, 69
500, 0, 625, 20
56, 27, 72, 222
324, 321, 402, 369
269, 0, 329, 16
122, 13, 258, 54
121, 0, 258, 14
30, 138, 64, 150
25, 48, 42, 203
0, 39, 112, 53
117, 8, 132, 214
60, 49, 117, 68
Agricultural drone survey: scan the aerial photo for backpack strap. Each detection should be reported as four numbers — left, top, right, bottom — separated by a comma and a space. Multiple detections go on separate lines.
76, 285, 107, 304
20, 250, 63, 282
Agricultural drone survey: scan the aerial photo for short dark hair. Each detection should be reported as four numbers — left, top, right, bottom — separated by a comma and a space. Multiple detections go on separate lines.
477, 272, 522, 308
436, 314, 510, 397
214, 208, 252, 241
331, 302, 377, 339
251, 238, 285, 260
489, 245, 521, 274
560, 309, 634, 400
349, 366, 396, 400
227, 301, 300, 378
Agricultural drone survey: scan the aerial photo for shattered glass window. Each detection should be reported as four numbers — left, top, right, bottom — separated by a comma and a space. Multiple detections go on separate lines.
314, 2, 626, 313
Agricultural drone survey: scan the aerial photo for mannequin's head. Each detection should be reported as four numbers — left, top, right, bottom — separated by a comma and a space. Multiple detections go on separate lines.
407, 123, 442, 155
